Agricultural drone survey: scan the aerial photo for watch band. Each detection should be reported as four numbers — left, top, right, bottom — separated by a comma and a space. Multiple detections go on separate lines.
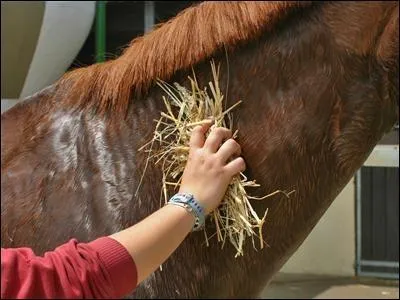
167, 193, 205, 231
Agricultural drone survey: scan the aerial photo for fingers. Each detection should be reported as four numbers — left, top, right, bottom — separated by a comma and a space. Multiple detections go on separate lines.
189, 120, 213, 149
203, 127, 232, 153
224, 156, 246, 176
217, 138, 241, 163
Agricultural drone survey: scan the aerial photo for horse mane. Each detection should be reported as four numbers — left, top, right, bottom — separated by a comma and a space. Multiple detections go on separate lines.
57, 1, 312, 115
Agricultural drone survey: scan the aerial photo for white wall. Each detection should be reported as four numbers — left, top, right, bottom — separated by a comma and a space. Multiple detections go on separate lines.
279, 145, 398, 276
1, 99, 19, 114
20, 1, 95, 98
280, 178, 356, 276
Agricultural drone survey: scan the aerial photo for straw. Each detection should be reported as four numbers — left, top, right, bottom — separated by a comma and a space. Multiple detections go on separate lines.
138, 60, 292, 257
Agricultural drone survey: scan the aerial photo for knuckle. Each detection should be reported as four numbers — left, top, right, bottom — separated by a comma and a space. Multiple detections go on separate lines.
197, 148, 206, 157
214, 127, 231, 136
213, 127, 225, 135
192, 125, 203, 133
209, 153, 220, 163
227, 139, 240, 151
236, 143, 242, 154
211, 160, 224, 173
191, 148, 203, 159
224, 128, 233, 137
230, 138, 239, 147
204, 157, 216, 170
238, 157, 246, 169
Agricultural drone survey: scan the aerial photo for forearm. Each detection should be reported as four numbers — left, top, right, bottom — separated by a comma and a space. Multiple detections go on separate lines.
109, 204, 195, 285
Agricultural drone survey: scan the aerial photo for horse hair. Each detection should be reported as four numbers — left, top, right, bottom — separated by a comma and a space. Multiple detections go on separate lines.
57, 1, 313, 115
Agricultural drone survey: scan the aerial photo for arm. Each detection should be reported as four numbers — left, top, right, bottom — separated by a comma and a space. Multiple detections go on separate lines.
109, 203, 195, 285
110, 120, 245, 286
1, 238, 126, 299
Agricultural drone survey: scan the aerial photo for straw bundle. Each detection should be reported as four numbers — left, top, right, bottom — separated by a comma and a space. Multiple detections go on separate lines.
138, 60, 288, 257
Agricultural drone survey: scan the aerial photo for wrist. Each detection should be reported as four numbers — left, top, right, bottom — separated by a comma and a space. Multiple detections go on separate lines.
164, 203, 196, 225
167, 193, 206, 231
178, 187, 211, 215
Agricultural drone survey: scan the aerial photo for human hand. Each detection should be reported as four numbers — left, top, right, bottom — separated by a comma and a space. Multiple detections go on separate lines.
179, 120, 246, 215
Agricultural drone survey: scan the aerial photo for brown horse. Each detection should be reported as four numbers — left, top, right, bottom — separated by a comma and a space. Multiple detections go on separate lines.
1, 1, 398, 298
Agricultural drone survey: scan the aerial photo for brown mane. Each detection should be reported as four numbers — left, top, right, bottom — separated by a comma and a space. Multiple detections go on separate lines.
57, 1, 312, 115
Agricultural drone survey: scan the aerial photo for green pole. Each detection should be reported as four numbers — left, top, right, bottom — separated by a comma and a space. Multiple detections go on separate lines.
95, 1, 106, 63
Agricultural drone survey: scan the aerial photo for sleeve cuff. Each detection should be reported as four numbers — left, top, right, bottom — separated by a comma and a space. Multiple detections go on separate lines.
88, 236, 138, 297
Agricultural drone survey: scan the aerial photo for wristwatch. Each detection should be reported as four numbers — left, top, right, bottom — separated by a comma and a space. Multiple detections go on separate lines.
168, 193, 205, 231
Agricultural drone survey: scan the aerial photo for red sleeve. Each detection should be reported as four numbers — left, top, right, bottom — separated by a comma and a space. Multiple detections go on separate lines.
1, 237, 138, 299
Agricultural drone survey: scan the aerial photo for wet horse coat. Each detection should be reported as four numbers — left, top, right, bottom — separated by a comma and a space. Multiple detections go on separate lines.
1, 1, 399, 298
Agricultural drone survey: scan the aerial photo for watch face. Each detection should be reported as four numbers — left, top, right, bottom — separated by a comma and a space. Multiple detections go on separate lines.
170, 194, 205, 231
182, 193, 192, 200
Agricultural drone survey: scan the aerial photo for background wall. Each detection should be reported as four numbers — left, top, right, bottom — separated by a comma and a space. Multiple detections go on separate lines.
1, 1, 95, 102
281, 179, 356, 276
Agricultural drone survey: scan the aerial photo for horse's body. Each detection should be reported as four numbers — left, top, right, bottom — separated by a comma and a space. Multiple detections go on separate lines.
1, 2, 398, 298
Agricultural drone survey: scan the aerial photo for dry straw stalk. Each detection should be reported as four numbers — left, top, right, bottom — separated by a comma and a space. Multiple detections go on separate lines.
139, 60, 289, 257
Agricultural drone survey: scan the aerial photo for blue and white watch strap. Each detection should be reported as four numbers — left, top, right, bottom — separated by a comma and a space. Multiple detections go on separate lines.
168, 193, 205, 231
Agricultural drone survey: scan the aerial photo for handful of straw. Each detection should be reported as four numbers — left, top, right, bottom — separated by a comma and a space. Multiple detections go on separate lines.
139, 61, 285, 257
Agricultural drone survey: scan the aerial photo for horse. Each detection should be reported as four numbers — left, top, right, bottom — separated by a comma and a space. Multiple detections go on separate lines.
1, 1, 398, 298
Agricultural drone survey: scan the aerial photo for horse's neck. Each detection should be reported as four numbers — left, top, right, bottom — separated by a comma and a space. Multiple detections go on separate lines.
141, 2, 397, 297
127, 10, 334, 298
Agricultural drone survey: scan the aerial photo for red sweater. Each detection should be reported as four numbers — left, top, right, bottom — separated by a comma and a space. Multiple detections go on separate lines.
1, 237, 138, 299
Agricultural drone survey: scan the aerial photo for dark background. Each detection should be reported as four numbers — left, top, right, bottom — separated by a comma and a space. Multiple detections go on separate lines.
69, 1, 199, 69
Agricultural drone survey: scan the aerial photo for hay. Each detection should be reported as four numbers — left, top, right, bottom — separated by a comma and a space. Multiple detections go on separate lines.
138, 60, 289, 258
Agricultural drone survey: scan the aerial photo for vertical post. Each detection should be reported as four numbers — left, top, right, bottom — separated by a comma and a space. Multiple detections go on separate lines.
144, 1, 155, 34
355, 169, 362, 276
96, 1, 106, 63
